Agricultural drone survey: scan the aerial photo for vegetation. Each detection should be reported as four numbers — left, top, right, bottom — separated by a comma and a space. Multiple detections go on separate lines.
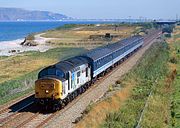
0, 47, 86, 105
76, 40, 171, 128
168, 26, 180, 127
101, 41, 170, 128
42, 24, 136, 48
56, 24, 83, 30
26, 34, 35, 40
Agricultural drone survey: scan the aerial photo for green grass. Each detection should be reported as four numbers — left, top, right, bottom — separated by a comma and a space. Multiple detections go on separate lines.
171, 73, 180, 127
0, 56, 8, 60
170, 33, 180, 127
101, 41, 170, 128
0, 47, 87, 105
55, 24, 83, 30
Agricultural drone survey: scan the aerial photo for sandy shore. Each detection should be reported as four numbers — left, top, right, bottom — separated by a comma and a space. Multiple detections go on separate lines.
0, 33, 53, 56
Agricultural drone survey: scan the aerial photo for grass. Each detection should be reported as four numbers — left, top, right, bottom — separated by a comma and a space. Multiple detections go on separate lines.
0, 47, 87, 105
100, 26, 180, 128
75, 40, 170, 128
168, 25, 180, 127
56, 24, 82, 30
0, 47, 85, 84
42, 24, 136, 49
171, 72, 180, 127
101, 41, 169, 128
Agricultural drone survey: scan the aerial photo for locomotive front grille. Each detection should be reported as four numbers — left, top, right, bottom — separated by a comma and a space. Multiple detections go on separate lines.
40, 83, 55, 90
35, 78, 62, 99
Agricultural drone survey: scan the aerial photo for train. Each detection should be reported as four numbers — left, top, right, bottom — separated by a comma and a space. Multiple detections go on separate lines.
35, 30, 161, 110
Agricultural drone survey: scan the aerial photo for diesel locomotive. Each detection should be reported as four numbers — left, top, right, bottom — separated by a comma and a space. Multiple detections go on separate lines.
35, 34, 154, 110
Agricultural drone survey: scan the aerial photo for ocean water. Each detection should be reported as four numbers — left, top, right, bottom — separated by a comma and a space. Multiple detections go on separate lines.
0, 21, 126, 43
0, 21, 71, 42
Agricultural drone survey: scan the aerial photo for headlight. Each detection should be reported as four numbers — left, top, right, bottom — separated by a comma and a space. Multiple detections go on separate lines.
45, 90, 49, 94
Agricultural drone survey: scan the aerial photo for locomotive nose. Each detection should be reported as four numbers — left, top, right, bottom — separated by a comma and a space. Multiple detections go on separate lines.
35, 78, 62, 99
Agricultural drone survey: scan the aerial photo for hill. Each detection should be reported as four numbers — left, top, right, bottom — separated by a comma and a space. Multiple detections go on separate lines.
0, 7, 71, 21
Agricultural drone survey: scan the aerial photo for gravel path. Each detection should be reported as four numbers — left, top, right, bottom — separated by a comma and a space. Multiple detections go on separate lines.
43, 36, 160, 128
34, 33, 58, 44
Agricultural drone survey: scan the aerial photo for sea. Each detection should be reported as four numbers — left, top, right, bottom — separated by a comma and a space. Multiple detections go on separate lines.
0, 21, 131, 43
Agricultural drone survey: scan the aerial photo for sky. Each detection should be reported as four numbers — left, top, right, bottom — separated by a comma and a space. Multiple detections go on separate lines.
0, 0, 179, 19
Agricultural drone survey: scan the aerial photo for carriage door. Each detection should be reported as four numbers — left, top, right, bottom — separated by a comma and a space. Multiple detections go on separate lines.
71, 72, 76, 90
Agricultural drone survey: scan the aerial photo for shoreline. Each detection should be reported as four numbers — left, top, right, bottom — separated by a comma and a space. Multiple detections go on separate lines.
0, 34, 52, 56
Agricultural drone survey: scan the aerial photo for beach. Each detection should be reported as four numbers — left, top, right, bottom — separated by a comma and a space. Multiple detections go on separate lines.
0, 34, 53, 56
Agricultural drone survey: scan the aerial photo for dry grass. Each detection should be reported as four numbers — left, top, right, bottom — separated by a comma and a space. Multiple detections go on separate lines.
141, 95, 170, 128
0, 47, 85, 84
0, 55, 54, 83
42, 25, 136, 49
166, 25, 180, 127
76, 79, 137, 128
141, 25, 180, 128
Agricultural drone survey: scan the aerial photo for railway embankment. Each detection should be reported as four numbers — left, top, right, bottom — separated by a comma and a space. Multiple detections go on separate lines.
75, 26, 180, 128
168, 26, 180, 127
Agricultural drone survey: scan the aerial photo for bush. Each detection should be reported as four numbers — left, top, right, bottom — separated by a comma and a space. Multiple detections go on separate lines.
26, 34, 35, 40
169, 57, 177, 64
56, 24, 77, 30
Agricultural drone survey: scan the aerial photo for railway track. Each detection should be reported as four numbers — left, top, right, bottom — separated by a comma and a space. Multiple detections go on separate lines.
0, 94, 34, 127
0, 31, 161, 128
0, 102, 35, 127
0, 93, 34, 115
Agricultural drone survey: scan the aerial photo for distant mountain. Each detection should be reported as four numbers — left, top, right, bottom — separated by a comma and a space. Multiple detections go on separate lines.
0, 8, 72, 21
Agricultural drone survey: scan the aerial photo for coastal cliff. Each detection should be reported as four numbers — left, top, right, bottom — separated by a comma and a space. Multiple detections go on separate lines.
0, 7, 71, 21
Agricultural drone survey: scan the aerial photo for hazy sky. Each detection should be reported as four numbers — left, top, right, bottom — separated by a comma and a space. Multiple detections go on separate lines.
0, 0, 179, 19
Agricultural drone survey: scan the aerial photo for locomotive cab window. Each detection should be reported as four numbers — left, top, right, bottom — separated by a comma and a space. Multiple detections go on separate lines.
77, 78, 79, 84
48, 68, 55, 75
56, 70, 64, 78
77, 71, 80, 77
86, 67, 88, 77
